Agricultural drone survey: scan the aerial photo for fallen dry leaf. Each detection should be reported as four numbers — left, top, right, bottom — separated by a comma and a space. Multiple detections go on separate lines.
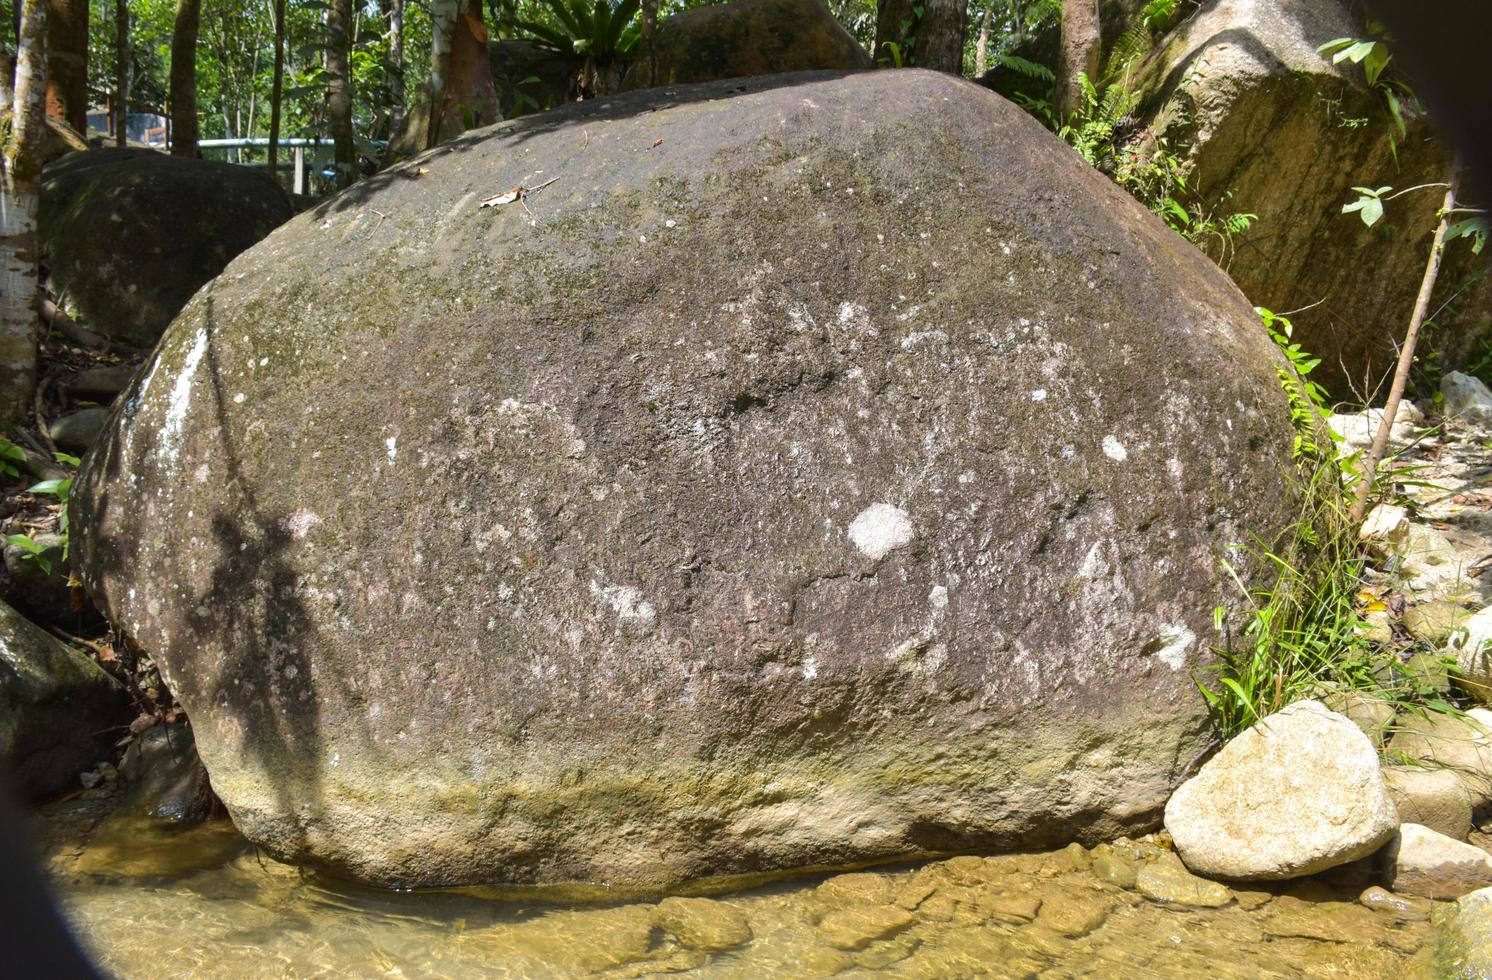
481, 188, 522, 208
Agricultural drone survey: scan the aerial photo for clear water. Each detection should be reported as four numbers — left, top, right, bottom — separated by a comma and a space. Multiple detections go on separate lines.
41, 802, 1437, 978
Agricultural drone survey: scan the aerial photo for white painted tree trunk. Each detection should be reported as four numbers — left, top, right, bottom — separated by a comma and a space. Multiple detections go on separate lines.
427, 0, 457, 146
1, 0, 47, 430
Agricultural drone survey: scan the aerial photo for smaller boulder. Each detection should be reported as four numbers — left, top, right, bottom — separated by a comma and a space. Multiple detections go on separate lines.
1389, 709, 1492, 806
1442, 372, 1492, 428
1404, 601, 1474, 646
48, 408, 110, 453
1359, 504, 1466, 595
67, 363, 140, 403
1385, 766, 1474, 842
1385, 823, 1492, 900
1434, 885, 1492, 977
1165, 700, 1398, 880
0, 600, 123, 799
1451, 604, 1492, 701
1329, 402, 1425, 453
1358, 884, 1432, 921
1311, 682, 1395, 747
622, 0, 871, 90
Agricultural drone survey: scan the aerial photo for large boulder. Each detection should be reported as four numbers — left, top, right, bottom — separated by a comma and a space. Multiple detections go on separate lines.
1129, 0, 1490, 395
74, 70, 1295, 889
40, 148, 294, 347
0, 600, 123, 799
621, 0, 872, 90
1164, 700, 1399, 880
1435, 885, 1492, 977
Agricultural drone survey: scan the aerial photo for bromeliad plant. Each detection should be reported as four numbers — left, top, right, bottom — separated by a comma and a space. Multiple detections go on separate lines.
515, 0, 641, 99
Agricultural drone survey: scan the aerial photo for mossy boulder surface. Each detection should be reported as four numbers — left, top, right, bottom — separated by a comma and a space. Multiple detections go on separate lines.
621, 0, 871, 90
74, 70, 1293, 889
41, 148, 294, 347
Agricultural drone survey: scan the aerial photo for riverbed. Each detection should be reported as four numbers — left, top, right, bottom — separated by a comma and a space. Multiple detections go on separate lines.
36, 795, 1441, 978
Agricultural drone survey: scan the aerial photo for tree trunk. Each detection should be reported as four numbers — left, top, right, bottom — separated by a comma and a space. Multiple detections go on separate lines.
1, 0, 47, 430
974, 2, 992, 76
1057, 0, 1100, 120
638, 0, 657, 87
387, 0, 405, 138
873, 0, 916, 66
169, 0, 201, 156
915, 0, 967, 74
267, 0, 286, 179
427, 0, 496, 146
325, 0, 354, 186
44, 0, 85, 131
1349, 181, 1458, 524
113, 0, 129, 146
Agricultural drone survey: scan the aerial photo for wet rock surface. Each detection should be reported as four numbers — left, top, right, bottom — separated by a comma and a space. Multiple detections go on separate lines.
40, 148, 293, 346
74, 70, 1295, 889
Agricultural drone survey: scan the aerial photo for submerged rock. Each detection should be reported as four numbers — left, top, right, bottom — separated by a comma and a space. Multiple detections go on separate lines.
1385, 823, 1492, 900
1434, 885, 1492, 977
1136, 852, 1233, 908
622, 0, 871, 90
74, 70, 1295, 888
0, 600, 122, 799
40, 148, 293, 347
1164, 700, 1398, 880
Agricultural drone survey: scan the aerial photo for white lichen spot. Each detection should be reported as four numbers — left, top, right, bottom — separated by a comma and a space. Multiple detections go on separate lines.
848, 503, 914, 560
193, 463, 210, 484
385, 436, 398, 463
233, 392, 245, 404
802, 655, 818, 681
1101, 435, 1128, 462
283, 509, 322, 541
1031, 389, 1048, 402
1153, 623, 1196, 670
929, 585, 949, 609
589, 581, 658, 630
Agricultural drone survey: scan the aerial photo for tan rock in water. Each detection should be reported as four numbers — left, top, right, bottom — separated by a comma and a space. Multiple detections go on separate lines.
1165, 701, 1398, 880
1136, 852, 1233, 907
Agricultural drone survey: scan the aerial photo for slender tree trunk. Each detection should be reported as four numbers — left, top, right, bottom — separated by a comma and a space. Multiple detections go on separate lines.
639, 0, 657, 86
1350, 181, 1459, 524
387, 0, 404, 137
325, 0, 354, 186
44, 0, 85, 131
1057, 0, 1100, 120
974, 2, 992, 76
1, 0, 46, 430
873, 0, 916, 66
113, 0, 129, 146
915, 0, 967, 74
169, 0, 201, 156
426, 0, 495, 146
267, 0, 285, 179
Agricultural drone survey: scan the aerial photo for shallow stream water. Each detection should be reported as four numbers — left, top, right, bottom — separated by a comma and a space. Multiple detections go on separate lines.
39, 800, 1441, 979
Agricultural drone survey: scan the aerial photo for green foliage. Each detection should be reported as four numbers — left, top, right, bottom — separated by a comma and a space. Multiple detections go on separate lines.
1056, 73, 1255, 262
1316, 29, 1415, 156
992, 52, 1051, 82
1140, 0, 1180, 32
0, 438, 24, 480
1342, 185, 1391, 227
8, 453, 79, 575
1195, 315, 1366, 737
515, 0, 641, 61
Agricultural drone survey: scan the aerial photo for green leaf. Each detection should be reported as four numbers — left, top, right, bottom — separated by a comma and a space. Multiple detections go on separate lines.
1315, 37, 1356, 57
53, 451, 81, 468
27, 478, 71, 501
4, 534, 43, 554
